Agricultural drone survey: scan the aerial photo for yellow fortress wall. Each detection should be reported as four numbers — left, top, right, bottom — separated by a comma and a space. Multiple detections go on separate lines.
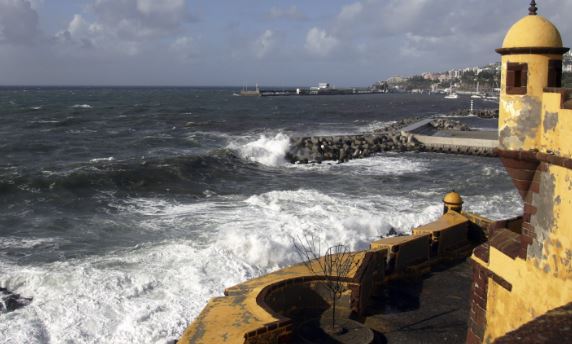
467, 2, 572, 343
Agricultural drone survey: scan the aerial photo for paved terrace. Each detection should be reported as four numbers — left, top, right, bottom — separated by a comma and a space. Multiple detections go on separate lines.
365, 259, 472, 343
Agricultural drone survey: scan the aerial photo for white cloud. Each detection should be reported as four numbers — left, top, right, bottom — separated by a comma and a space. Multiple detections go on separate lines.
267, 5, 307, 21
54, 0, 193, 56
0, 0, 40, 45
337, 2, 363, 22
305, 27, 339, 57
254, 29, 275, 59
91, 0, 191, 39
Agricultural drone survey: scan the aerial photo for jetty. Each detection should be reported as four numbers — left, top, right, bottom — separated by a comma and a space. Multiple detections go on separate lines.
285, 116, 498, 164
237, 82, 389, 97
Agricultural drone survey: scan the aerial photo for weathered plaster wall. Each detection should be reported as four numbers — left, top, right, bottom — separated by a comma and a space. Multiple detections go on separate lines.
540, 91, 572, 157
482, 164, 572, 342
499, 54, 563, 151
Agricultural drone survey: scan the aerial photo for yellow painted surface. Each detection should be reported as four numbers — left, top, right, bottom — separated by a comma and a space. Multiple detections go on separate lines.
498, 53, 563, 151
502, 15, 563, 48
177, 252, 366, 344
443, 192, 463, 206
481, 164, 572, 341
540, 92, 572, 158
413, 211, 468, 235
370, 233, 429, 249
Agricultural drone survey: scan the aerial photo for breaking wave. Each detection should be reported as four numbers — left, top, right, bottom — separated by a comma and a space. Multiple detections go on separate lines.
0, 188, 445, 342
228, 133, 291, 167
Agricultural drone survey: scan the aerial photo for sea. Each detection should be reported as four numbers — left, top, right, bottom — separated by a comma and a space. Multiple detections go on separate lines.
0, 87, 522, 343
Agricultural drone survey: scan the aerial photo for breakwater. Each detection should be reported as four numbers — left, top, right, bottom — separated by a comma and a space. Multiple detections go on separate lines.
448, 108, 499, 119
286, 117, 498, 164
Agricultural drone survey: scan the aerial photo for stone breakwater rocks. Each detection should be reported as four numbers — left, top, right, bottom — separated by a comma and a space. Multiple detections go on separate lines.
285, 117, 497, 164
0, 287, 32, 314
285, 132, 423, 164
286, 117, 426, 164
430, 119, 472, 131
448, 108, 499, 119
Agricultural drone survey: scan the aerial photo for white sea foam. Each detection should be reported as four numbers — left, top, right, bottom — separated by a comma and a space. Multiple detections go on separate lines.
90, 157, 115, 163
0, 187, 450, 343
357, 120, 395, 133
30, 106, 42, 110
463, 191, 523, 219
28, 120, 60, 124
229, 133, 291, 167
292, 153, 428, 176
72, 104, 93, 109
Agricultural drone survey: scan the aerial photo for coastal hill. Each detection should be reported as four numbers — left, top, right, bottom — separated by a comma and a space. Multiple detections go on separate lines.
384, 51, 572, 93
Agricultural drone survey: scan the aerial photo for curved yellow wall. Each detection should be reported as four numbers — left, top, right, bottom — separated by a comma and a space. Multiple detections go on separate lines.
481, 163, 572, 341
499, 54, 563, 151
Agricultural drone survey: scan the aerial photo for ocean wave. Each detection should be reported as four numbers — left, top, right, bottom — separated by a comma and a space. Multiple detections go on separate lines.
357, 120, 396, 133
71, 104, 92, 109
0, 185, 519, 342
228, 133, 290, 167
0, 152, 248, 196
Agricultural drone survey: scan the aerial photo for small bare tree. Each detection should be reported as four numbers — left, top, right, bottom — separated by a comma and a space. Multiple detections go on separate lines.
293, 235, 355, 332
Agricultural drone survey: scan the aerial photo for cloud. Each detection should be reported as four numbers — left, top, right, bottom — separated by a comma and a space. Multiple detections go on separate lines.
0, 0, 40, 45
337, 2, 363, 22
90, 0, 192, 39
54, 0, 194, 56
170, 35, 196, 60
253, 29, 275, 59
305, 27, 339, 57
267, 5, 307, 21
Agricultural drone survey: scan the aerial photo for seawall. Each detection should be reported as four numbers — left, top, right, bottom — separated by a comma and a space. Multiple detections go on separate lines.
286, 117, 498, 164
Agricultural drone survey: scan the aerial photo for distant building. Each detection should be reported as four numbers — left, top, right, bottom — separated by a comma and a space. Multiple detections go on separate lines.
386, 76, 408, 84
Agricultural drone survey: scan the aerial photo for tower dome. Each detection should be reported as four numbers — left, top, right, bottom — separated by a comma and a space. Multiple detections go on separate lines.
502, 15, 563, 49
496, 1, 568, 55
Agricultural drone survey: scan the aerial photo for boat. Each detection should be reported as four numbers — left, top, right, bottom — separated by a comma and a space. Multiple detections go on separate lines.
444, 84, 459, 99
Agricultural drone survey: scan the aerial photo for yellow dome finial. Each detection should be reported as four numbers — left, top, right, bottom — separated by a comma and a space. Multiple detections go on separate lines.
443, 191, 463, 214
529, 0, 538, 15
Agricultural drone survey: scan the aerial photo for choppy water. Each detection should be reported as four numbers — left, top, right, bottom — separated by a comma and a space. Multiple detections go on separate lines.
0, 87, 519, 343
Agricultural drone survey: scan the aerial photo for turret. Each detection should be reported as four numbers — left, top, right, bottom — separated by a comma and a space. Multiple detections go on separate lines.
496, 0, 569, 151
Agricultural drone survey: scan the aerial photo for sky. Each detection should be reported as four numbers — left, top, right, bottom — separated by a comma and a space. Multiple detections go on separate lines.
1, 0, 571, 87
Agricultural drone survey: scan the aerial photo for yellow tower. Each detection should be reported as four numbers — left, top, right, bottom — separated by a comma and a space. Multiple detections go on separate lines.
467, 2, 572, 343
497, 0, 568, 151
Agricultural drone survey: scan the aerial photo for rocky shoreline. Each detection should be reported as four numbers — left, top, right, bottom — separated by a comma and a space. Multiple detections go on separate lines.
285, 114, 497, 164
